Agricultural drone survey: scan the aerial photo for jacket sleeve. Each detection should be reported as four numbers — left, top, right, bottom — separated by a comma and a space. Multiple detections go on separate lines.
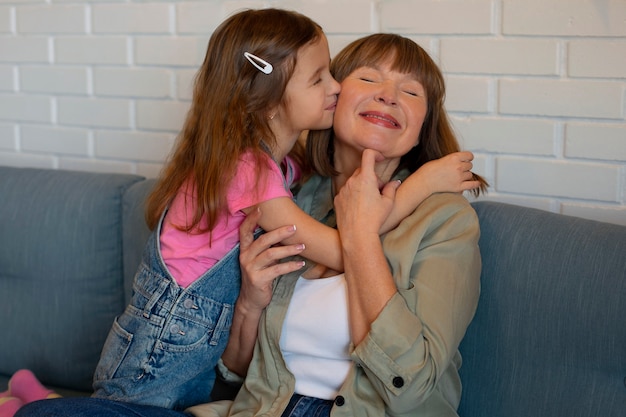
350, 193, 481, 413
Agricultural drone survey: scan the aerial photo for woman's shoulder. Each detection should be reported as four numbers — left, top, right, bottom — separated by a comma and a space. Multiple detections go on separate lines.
419, 192, 475, 215
401, 192, 479, 233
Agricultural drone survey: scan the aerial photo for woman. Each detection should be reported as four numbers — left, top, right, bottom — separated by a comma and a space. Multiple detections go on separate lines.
190, 33, 486, 417
15, 33, 485, 417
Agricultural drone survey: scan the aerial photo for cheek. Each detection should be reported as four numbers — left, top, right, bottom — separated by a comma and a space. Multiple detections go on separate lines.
331, 98, 354, 138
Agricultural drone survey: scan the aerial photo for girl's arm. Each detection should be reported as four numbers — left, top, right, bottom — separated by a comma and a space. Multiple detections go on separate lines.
380, 151, 480, 233
243, 196, 344, 272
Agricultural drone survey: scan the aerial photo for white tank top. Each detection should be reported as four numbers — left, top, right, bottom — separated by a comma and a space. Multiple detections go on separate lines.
279, 274, 352, 400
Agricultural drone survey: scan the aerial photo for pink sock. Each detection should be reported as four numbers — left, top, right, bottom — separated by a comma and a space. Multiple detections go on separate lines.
0, 397, 24, 417
7, 370, 59, 404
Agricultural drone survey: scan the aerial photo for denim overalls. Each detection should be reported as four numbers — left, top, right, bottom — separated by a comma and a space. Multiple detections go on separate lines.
92, 212, 255, 410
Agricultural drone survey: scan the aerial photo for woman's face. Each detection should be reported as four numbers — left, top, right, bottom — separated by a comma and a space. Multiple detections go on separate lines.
332, 60, 427, 175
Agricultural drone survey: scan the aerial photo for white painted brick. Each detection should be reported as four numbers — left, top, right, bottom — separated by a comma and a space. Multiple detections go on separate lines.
134, 36, 204, 67
21, 125, 89, 155
380, 0, 492, 34
440, 39, 558, 75
176, 1, 223, 34
561, 203, 626, 226
0, 123, 15, 150
568, 40, 626, 78
59, 157, 134, 175
219, 1, 266, 18
57, 97, 131, 128
499, 79, 623, 119
93, 3, 170, 34
55, 37, 128, 65
20, 66, 88, 95
17, 5, 86, 34
496, 157, 620, 202
136, 99, 189, 132
0, 37, 48, 63
327, 35, 361, 59
94, 68, 173, 98
0, 65, 14, 91
0, 94, 51, 122
0, 6, 11, 33
467, 153, 488, 179
445, 76, 490, 113
95, 130, 172, 161
565, 123, 626, 161
503, 0, 626, 36
453, 116, 555, 156
0, 152, 55, 169
283, 0, 372, 33
136, 162, 165, 179
176, 69, 195, 100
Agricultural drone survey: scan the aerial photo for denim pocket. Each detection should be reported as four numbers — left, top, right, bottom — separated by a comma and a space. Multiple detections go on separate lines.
93, 317, 133, 381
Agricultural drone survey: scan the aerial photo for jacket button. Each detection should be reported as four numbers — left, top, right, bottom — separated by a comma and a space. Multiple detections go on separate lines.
392, 376, 404, 388
334, 395, 345, 406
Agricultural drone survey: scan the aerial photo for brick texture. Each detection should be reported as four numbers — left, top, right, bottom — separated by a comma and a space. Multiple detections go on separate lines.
0, 0, 623, 225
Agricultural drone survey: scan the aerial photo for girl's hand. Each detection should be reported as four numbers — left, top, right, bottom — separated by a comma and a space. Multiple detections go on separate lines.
238, 207, 305, 312
334, 149, 400, 240
418, 151, 480, 195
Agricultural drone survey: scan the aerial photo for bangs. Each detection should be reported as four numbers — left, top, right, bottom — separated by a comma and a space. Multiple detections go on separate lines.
331, 34, 439, 97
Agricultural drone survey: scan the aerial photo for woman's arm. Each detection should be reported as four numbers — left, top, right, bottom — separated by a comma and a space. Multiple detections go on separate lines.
220, 208, 306, 377
334, 149, 399, 344
380, 151, 479, 233
335, 152, 481, 412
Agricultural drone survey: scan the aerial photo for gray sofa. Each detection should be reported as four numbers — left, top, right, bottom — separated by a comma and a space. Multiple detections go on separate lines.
1, 166, 625, 416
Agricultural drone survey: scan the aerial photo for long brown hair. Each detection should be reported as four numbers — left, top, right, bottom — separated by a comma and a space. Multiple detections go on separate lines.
146, 8, 322, 231
307, 33, 488, 196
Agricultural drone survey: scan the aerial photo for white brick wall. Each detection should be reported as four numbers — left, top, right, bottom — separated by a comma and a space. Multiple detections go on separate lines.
0, 0, 624, 225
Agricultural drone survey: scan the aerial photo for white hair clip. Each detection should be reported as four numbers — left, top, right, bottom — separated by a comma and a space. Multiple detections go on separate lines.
243, 51, 273, 75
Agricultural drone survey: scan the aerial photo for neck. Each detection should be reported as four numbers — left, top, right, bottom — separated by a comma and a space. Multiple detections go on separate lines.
331, 143, 400, 196
268, 118, 300, 163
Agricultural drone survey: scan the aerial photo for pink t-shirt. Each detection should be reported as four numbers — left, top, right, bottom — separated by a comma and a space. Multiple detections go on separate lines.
160, 151, 300, 287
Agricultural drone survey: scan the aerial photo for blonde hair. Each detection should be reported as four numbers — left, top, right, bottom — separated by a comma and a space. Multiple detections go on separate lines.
307, 33, 488, 196
146, 9, 322, 231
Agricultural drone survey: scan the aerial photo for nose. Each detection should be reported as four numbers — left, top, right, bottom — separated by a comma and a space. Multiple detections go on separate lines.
329, 77, 341, 95
375, 82, 398, 106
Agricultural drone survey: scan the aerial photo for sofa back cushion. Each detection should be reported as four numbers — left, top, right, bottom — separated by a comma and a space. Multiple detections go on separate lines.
460, 201, 626, 417
121, 179, 156, 305
0, 167, 144, 392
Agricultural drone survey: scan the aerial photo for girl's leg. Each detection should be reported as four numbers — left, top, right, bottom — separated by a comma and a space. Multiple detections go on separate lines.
15, 397, 193, 417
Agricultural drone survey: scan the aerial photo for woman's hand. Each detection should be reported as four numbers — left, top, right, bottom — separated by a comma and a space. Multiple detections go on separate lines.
221, 208, 305, 377
334, 149, 400, 239
238, 207, 306, 312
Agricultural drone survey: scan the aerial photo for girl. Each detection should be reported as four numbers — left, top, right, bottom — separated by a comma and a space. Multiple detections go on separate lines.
6, 8, 480, 415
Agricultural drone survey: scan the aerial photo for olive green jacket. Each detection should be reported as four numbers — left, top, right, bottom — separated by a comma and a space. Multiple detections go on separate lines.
189, 175, 481, 417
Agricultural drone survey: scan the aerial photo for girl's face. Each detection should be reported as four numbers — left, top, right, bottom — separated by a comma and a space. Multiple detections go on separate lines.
332, 61, 427, 178
276, 35, 340, 143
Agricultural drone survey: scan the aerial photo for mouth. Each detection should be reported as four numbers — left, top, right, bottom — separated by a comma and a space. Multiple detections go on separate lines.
325, 101, 337, 111
359, 111, 400, 128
